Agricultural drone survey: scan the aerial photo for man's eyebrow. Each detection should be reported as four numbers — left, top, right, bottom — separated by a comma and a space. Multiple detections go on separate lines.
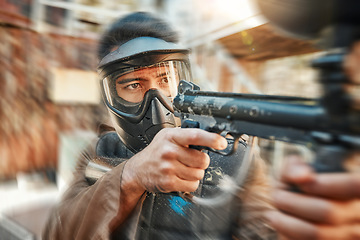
116, 77, 144, 84
156, 72, 170, 78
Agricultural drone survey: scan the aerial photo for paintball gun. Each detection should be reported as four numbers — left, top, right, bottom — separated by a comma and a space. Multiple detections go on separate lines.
173, 0, 360, 174
171, 0, 360, 204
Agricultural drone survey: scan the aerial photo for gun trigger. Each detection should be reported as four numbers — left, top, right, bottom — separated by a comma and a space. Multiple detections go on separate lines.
217, 134, 241, 156
206, 125, 226, 134
220, 131, 229, 138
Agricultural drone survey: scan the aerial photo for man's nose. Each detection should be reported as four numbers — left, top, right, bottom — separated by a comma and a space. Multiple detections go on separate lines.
147, 79, 159, 90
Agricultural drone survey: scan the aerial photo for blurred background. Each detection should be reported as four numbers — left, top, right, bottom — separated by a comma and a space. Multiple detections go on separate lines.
0, 0, 324, 239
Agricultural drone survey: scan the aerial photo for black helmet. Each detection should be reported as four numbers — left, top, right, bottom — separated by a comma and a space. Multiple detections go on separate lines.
98, 37, 192, 153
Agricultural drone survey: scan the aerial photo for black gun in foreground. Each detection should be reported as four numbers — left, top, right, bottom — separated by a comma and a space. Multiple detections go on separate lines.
174, 74, 358, 173
174, 0, 360, 174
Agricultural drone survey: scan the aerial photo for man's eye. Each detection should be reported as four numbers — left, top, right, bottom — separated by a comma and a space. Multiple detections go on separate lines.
125, 83, 140, 90
161, 77, 169, 84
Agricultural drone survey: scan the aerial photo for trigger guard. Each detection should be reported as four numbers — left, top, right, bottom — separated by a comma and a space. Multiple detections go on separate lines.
210, 134, 242, 156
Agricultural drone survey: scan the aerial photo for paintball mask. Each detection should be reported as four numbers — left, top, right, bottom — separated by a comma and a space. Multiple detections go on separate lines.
98, 37, 192, 153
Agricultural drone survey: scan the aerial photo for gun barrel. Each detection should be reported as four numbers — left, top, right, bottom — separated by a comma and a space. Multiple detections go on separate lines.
174, 92, 326, 131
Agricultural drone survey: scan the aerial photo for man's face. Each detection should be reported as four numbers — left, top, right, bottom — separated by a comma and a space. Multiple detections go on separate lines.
115, 62, 179, 103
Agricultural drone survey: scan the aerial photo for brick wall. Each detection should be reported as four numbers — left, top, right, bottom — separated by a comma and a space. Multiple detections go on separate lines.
0, 0, 67, 28
0, 24, 107, 179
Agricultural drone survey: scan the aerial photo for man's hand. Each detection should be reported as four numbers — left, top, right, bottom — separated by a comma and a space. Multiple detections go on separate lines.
265, 154, 360, 240
122, 128, 228, 194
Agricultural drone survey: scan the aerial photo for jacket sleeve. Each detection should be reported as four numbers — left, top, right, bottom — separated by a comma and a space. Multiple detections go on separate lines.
42, 152, 128, 240
233, 154, 278, 240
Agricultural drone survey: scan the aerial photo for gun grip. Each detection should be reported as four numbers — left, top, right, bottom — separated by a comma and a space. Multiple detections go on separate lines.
181, 120, 206, 151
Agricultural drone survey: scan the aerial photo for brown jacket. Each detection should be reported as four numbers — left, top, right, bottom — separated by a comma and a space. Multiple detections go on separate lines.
43, 141, 275, 240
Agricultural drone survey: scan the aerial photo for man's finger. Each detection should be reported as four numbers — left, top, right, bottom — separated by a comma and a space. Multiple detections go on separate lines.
169, 128, 228, 150
273, 189, 360, 224
264, 210, 318, 240
266, 210, 360, 240
178, 148, 210, 169
300, 173, 360, 200
173, 160, 206, 181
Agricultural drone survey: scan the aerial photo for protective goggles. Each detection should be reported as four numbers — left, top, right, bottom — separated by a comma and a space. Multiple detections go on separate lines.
101, 59, 193, 123
103, 60, 191, 104
98, 37, 192, 123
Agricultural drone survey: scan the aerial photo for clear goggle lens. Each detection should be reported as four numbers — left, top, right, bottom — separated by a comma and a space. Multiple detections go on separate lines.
103, 60, 191, 105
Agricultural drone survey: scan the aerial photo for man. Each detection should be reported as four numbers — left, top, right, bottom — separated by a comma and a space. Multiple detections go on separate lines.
43, 12, 274, 240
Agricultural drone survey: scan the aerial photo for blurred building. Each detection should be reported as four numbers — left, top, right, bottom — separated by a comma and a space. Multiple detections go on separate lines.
0, 0, 108, 180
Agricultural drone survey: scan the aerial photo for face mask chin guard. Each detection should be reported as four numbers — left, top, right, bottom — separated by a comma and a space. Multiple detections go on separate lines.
98, 37, 192, 153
